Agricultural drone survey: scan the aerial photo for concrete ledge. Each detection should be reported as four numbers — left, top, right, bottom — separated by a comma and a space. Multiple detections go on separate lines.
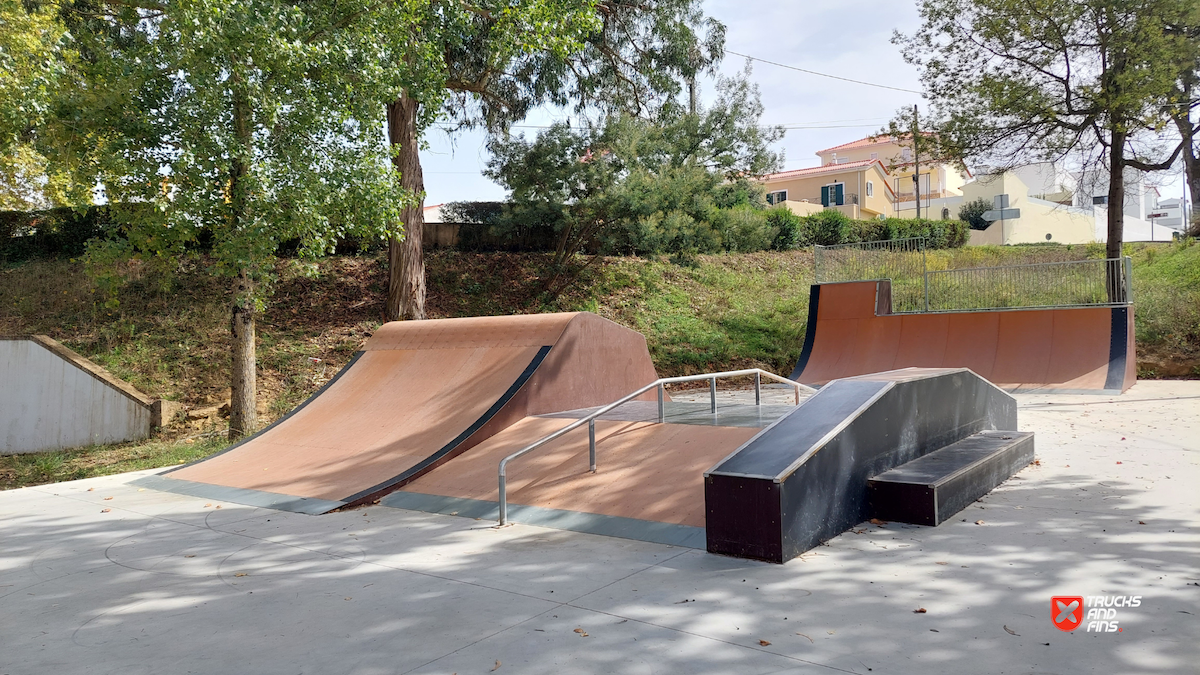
381, 491, 707, 549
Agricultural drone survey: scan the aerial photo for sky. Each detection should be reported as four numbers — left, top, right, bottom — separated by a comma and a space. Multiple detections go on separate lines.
417, 0, 1189, 208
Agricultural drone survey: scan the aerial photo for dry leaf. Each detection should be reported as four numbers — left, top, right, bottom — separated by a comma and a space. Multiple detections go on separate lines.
215, 505, 222, 509
975, 520, 985, 525
573, 628, 589, 637
184, 554, 196, 558
795, 632, 813, 644
1116, 461, 1123, 464
100, 508, 111, 513
1033, 460, 1041, 466
914, 608, 927, 614
1003, 625, 1019, 636
491, 660, 501, 671
104, 497, 113, 501
758, 639, 771, 646
87, 488, 95, 492
234, 573, 247, 577
1138, 521, 1146, 525
935, 562, 949, 565
345, 597, 352, 601
869, 518, 886, 525
203, 503, 212, 508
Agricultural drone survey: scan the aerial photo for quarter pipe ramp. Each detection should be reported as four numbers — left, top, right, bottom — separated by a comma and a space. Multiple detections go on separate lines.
139, 312, 660, 513
789, 281, 1135, 393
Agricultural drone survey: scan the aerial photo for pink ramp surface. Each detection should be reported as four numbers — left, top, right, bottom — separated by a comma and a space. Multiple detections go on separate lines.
164, 312, 660, 506
790, 281, 1135, 393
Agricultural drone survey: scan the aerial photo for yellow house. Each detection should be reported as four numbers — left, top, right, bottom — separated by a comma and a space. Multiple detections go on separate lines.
761, 159, 895, 219
762, 134, 970, 219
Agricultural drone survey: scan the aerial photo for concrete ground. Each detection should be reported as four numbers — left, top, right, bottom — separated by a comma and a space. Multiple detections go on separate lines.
1, 381, 1197, 674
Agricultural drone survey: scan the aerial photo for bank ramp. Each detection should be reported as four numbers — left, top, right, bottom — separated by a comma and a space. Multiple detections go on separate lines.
137, 312, 659, 513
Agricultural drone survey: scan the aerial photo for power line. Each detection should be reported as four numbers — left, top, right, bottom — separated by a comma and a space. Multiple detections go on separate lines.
726, 50, 922, 95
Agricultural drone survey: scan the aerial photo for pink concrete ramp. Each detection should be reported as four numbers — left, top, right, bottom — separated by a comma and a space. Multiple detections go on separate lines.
790, 281, 1135, 393
145, 312, 660, 513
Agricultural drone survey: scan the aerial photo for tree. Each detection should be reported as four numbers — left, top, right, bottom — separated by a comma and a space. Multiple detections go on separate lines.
0, 0, 72, 209
46, 0, 413, 438
483, 66, 782, 290
382, 0, 725, 320
896, 0, 1194, 284
958, 197, 991, 230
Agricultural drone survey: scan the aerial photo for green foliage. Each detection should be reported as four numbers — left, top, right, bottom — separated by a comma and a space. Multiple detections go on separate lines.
958, 197, 992, 231
798, 210, 852, 247
767, 207, 804, 251
0, 206, 125, 262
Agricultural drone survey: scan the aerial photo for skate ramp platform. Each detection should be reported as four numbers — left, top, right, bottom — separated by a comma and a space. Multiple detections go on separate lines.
789, 280, 1135, 394
383, 401, 795, 548
137, 312, 660, 513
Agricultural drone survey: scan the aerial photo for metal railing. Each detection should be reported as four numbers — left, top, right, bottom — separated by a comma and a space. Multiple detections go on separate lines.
496, 369, 814, 526
925, 257, 1132, 311
815, 237, 929, 312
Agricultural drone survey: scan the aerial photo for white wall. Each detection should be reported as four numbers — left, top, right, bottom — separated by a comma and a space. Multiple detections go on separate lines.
1, 338, 152, 454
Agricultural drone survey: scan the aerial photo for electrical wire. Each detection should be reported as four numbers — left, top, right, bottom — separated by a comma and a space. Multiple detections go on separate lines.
726, 50, 922, 95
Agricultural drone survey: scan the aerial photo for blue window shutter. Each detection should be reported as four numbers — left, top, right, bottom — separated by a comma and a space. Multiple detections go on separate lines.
834, 184, 844, 206
821, 186, 830, 207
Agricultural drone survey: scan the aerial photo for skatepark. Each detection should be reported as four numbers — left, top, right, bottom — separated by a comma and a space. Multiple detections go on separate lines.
2, 246, 1197, 673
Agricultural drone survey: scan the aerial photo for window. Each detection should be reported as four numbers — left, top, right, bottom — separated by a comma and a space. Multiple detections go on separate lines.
870, 152, 878, 160
837, 157, 852, 164
941, 207, 951, 220
1092, 195, 1108, 205
866, 181, 874, 197
766, 190, 787, 205
901, 147, 912, 162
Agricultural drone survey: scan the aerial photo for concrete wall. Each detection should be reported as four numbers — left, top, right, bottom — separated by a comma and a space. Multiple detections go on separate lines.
1, 336, 155, 454
954, 172, 1097, 245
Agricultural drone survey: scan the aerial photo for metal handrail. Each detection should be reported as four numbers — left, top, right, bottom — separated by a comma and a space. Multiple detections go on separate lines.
497, 369, 814, 526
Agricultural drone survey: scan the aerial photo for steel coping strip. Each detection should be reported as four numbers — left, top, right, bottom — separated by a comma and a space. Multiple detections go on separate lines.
163, 351, 367, 475
380, 491, 706, 549
339, 345, 553, 505
130, 474, 346, 515
1105, 306, 1129, 392
788, 284, 822, 380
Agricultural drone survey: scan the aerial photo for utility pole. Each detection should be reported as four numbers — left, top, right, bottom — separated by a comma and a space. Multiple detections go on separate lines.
913, 104, 921, 219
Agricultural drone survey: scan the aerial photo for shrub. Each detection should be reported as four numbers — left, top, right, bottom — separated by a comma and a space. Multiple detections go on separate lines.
958, 197, 991, 230
799, 210, 852, 246
766, 207, 804, 250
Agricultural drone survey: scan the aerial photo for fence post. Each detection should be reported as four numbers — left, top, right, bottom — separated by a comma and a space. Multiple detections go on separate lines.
1123, 256, 1133, 304
921, 240, 929, 312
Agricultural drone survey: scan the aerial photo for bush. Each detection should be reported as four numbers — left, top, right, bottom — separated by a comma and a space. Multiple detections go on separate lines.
766, 207, 804, 250
799, 210, 852, 246
720, 205, 776, 253
958, 197, 991, 230
1, 206, 124, 263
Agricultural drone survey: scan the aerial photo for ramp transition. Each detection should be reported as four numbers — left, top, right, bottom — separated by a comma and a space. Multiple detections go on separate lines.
789, 280, 1135, 393
141, 312, 659, 513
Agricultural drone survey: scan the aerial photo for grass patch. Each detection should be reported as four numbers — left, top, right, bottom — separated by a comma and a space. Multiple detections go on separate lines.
0, 435, 230, 490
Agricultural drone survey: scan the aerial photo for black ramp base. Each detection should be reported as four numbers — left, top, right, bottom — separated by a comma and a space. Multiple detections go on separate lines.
704, 368, 1019, 563
867, 431, 1034, 526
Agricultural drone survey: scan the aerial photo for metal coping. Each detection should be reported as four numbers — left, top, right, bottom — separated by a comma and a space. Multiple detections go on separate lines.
130, 474, 345, 515
380, 491, 706, 549
163, 350, 367, 474
788, 283, 821, 380
340, 345, 553, 505
1105, 306, 1129, 392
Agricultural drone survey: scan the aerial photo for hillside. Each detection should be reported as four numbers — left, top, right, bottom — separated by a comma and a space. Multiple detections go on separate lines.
2, 241, 1197, 441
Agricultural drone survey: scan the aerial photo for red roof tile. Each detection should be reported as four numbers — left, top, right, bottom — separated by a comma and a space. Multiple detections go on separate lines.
762, 158, 888, 181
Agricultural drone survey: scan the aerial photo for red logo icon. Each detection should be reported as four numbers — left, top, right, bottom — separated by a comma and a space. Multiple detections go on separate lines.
1052, 596, 1084, 631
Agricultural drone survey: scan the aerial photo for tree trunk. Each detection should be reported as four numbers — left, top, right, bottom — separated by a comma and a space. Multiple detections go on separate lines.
229, 271, 257, 439
1174, 112, 1200, 237
228, 80, 258, 440
1106, 128, 1127, 303
386, 94, 426, 321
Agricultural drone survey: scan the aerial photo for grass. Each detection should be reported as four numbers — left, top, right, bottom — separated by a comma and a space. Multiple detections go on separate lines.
1, 240, 1197, 489
0, 436, 229, 490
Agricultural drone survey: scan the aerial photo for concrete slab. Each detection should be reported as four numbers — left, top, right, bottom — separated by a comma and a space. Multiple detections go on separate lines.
0, 380, 1196, 674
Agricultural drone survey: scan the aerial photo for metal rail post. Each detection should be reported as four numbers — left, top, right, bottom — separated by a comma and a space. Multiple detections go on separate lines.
588, 419, 596, 473
498, 472, 508, 526
709, 377, 717, 413
922, 242, 929, 312
1124, 256, 1133, 304
754, 372, 761, 406
657, 383, 665, 422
